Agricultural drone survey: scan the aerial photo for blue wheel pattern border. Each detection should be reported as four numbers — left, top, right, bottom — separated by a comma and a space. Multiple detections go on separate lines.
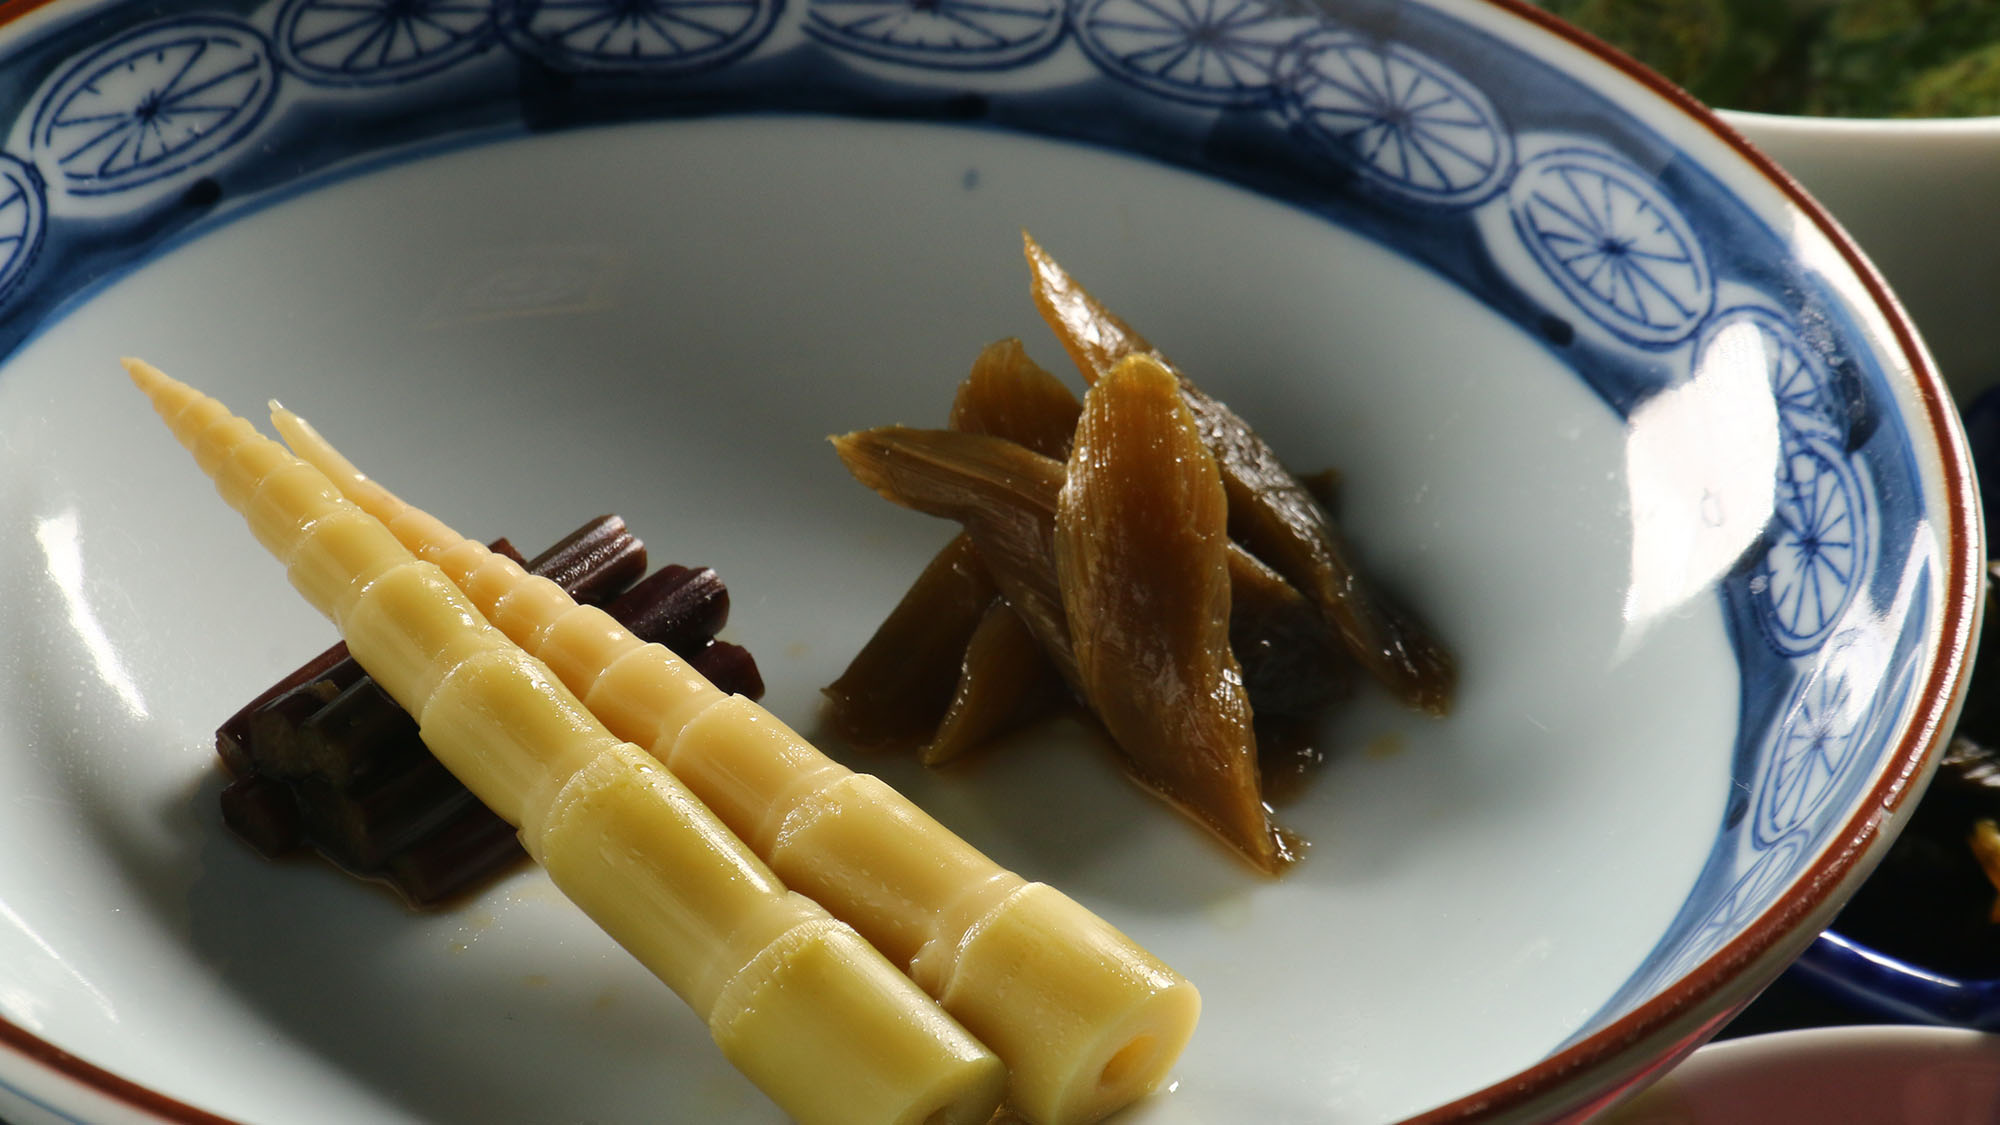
1704, 305, 1848, 448
1755, 434, 1871, 658
1072, 0, 1310, 107
0, 0, 1956, 1068
502, 0, 784, 74
274, 0, 501, 87
26, 17, 280, 199
806, 0, 1066, 70
1507, 144, 1714, 347
0, 154, 44, 305
1277, 27, 1513, 205
1753, 643, 1882, 848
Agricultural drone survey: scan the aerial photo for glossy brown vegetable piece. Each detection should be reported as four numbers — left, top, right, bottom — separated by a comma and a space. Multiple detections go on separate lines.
822, 533, 999, 749
950, 336, 1081, 458
1057, 355, 1290, 871
934, 338, 1080, 755
836, 427, 1077, 680
924, 601, 1066, 766
831, 426, 1343, 722
829, 237, 1444, 870
825, 338, 1078, 754
832, 421, 1338, 870
1024, 232, 1456, 715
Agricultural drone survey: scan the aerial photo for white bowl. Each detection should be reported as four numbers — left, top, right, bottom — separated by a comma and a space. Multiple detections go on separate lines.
1721, 111, 2000, 404
1606, 1026, 2000, 1124
0, 2, 1980, 1123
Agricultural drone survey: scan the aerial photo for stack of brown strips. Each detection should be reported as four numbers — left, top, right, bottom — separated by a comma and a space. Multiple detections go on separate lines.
215, 515, 763, 905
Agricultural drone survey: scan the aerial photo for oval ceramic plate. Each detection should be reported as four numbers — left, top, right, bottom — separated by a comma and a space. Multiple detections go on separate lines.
0, 1, 1978, 1124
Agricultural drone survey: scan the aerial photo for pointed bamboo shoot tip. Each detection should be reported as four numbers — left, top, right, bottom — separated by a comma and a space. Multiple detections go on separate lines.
122, 356, 165, 389
271, 403, 369, 489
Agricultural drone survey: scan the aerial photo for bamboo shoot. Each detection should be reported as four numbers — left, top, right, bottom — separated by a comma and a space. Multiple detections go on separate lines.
126, 359, 1005, 1125
272, 402, 1201, 1125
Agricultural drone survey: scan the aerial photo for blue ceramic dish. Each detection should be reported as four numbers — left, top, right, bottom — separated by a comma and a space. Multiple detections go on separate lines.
1791, 932, 2000, 1030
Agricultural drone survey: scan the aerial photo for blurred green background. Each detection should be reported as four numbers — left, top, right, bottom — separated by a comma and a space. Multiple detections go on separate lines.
1533, 0, 2000, 116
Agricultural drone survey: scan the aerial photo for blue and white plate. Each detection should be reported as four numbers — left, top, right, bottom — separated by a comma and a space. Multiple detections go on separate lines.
0, 1, 1978, 1123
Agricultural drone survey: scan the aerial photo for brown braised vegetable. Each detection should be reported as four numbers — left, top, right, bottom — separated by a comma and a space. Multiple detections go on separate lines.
830, 427, 1348, 733
824, 337, 1081, 751
823, 533, 999, 749
924, 595, 1067, 766
215, 515, 764, 907
1023, 232, 1455, 716
949, 336, 1081, 458
834, 398, 1327, 871
829, 236, 1445, 870
835, 427, 1077, 676
1057, 355, 1292, 871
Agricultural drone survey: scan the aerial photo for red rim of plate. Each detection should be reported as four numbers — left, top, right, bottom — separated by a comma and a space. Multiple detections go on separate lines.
0, 0, 1979, 1122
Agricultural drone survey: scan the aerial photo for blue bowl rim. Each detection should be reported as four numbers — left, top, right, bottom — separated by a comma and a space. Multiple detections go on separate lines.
1397, 5, 1981, 1121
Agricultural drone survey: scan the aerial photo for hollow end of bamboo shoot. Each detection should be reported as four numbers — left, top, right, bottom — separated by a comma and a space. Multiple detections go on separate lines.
711, 917, 1008, 1125
524, 743, 1006, 1125
942, 882, 1199, 1125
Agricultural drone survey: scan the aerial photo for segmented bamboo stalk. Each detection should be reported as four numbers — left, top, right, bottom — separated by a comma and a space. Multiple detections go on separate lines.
272, 404, 1202, 1125
125, 359, 1005, 1125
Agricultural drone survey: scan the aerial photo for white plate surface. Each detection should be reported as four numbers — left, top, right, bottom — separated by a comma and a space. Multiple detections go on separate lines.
0, 117, 1739, 1123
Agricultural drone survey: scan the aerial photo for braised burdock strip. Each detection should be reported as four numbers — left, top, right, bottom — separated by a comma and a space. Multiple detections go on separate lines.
126, 359, 1005, 1125
823, 338, 1077, 754
1054, 355, 1290, 873
272, 401, 1201, 1125
1023, 231, 1456, 716
831, 365, 1323, 873
828, 428, 1348, 748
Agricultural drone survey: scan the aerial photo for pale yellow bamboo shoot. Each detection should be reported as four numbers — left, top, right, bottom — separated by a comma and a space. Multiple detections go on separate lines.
127, 360, 1005, 1125
273, 403, 1202, 1125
